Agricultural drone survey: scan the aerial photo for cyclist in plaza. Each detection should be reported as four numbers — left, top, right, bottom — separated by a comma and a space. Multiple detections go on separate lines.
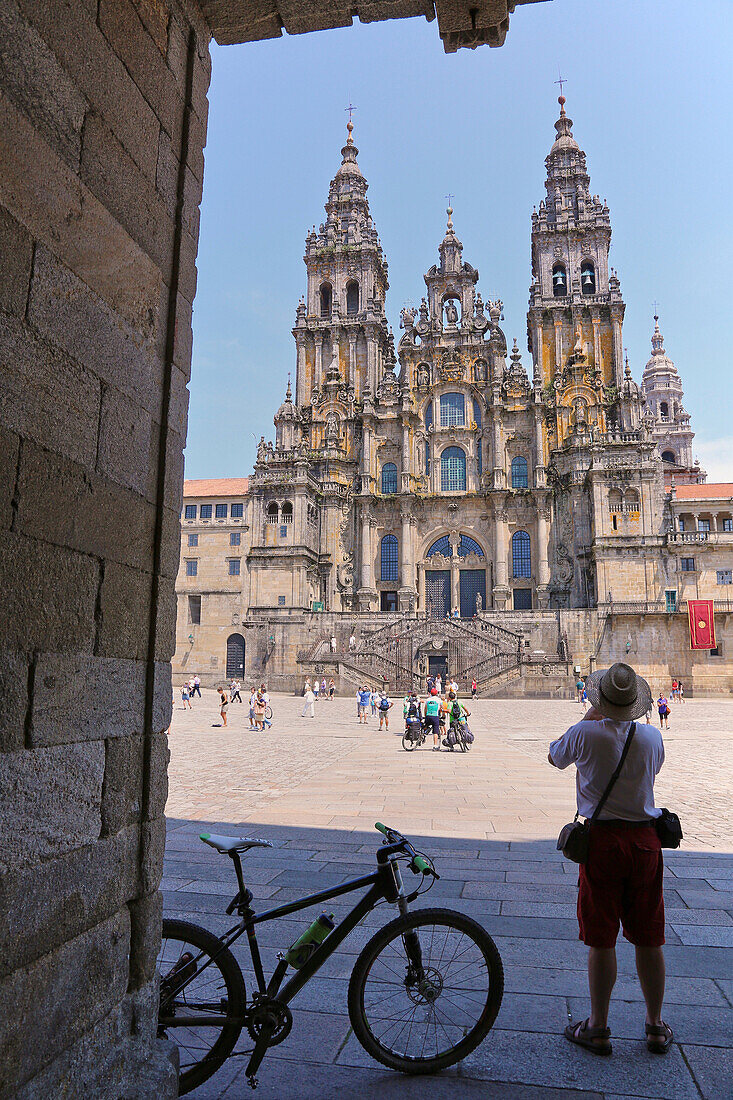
424, 687, 442, 751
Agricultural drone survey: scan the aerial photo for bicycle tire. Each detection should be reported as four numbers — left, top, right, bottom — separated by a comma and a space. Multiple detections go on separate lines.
348, 907, 503, 1075
265, 705, 273, 720
402, 733, 417, 751
158, 917, 246, 1095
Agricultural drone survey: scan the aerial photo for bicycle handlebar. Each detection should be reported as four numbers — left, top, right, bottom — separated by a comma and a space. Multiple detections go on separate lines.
374, 823, 439, 878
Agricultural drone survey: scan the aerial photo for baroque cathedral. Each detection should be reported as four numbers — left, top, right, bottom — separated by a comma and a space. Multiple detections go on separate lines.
241, 96, 703, 616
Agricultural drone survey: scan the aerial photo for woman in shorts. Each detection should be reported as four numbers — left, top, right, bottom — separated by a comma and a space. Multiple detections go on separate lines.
218, 687, 229, 727
328, 678, 335, 700
657, 693, 670, 730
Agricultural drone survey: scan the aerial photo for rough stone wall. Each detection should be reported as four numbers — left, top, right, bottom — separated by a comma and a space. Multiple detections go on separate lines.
0, 1, 210, 1094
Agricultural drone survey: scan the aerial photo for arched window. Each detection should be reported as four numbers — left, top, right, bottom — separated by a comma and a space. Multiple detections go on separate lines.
608, 489, 623, 513
511, 456, 529, 489
458, 534, 484, 558
659, 401, 669, 421
427, 535, 452, 558
581, 260, 596, 295
425, 400, 433, 431
319, 283, 332, 319
661, 450, 676, 464
441, 447, 466, 492
346, 280, 359, 316
381, 463, 398, 494
477, 440, 483, 478
281, 501, 293, 523
512, 531, 532, 578
266, 502, 279, 524
439, 393, 465, 427
625, 489, 640, 512
552, 263, 567, 297
380, 534, 398, 582
472, 397, 482, 429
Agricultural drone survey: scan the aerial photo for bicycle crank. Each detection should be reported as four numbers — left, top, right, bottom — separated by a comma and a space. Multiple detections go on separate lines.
246, 997, 293, 1047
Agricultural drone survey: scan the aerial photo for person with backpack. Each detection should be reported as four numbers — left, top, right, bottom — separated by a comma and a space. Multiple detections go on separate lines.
357, 686, 371, 724
424, 687, 442, 751
378, 691, 394, 730
402, 691, 422, 742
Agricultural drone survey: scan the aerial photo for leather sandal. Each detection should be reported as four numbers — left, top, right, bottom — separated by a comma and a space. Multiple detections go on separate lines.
645, 1022, 673, 1054
563, 1018, 612, 1056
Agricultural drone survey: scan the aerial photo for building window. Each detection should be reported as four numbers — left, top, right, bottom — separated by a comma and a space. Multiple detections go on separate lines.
346, 280, 359, 316
184, 504, 196, 519
698, 519, 710, 533
511, 456, 529, 489
717, 570, 732, 585
427, 535, 452, 558
440, 447, 466, 492
215, 503, 227, 518
659, 401, 669, 421
188, 594, 201, 624
381, 463, 398, 494
723, 518, 733, 532
280, 525, 288, 537
709, 643, 723, 657
188, 533, 198, 547
661, 450, 676, 464
278, 595, 286, 606
185, 559, 198, 577
665, 590, 678, 613
200, 504, 212, 519
581, 260, 596, 295
513, 588, 532, 610
472, 397, 482, 429
281, 502, 293, 523
552, 262, 567, 297
680, 557, 695, 572
231, 502, 243, 518
439, 393, 465, 427
380, 534, 399, 583
230, 532, 240, 546
228, 559, 241, 576
380, 591, 398, 612
678, 519, 685, 532
267, 502, 279, 524
320, 283, 332, 319
512, 530, 532, 578
458, 534, 484, 558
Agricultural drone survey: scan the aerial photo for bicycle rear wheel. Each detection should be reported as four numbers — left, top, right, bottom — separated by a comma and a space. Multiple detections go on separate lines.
265, 705, 273, 720
402, 733, 417, 751
158, 918, 246, 1095
348, 907, 503, 1074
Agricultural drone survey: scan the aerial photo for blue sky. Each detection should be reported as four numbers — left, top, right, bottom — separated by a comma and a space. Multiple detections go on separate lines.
185, 0, 733, 481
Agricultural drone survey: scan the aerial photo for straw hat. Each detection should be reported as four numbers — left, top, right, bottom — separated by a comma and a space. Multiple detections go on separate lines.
584, 662, 652, 721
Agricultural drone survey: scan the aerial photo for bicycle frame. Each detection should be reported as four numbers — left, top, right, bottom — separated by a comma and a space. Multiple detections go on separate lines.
162, 841, 409, 1027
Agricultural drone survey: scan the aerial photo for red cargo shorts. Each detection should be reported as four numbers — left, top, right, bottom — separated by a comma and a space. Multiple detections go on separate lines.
577, 823, 665, 949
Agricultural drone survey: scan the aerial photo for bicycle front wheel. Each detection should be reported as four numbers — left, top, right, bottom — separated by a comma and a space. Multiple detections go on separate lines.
265, 705, 273, 720
348, 907, 503, 1074
157, 918, 246, 1095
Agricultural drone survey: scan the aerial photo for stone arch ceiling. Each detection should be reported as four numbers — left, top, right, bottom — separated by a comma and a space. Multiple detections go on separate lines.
198, 0, 550, 53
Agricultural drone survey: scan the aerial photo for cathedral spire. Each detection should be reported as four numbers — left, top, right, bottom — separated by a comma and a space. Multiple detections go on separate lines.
651, 312, 665, 356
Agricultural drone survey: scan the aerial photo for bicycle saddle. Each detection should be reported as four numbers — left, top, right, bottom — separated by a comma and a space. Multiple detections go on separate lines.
200, 833, 273, 855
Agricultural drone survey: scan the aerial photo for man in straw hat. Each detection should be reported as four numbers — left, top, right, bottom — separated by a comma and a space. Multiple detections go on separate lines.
548, 662, 673, 1057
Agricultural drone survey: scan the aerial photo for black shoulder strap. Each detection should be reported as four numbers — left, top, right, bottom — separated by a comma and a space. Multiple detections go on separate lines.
589, 722, 637, 823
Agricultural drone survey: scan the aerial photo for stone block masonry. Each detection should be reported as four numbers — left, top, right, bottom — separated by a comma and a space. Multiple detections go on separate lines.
0, 0, 210, 1094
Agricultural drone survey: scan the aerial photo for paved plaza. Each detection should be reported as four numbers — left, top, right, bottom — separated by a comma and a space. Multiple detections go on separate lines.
164, 691, 733, 1099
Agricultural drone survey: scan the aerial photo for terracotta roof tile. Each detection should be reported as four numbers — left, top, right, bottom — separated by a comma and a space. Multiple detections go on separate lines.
183, 478, 249, 498
673, 482, 733, 501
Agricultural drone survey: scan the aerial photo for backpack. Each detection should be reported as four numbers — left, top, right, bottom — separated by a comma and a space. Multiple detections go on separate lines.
445, 727, 459, 747
406, 699, 419, 719
461, 726, 475, 745
379, 697, 390, 711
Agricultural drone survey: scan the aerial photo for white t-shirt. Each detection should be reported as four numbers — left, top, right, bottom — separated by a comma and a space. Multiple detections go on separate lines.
549, 718, 664, 821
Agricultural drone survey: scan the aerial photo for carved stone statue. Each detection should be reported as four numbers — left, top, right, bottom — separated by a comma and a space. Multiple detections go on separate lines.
325, 413, 340, 445
256, 436, 267, 461
400, 306, 417, 331
416, 363, 430, 389
418, 298, 430, 327
445, 300, 459, 325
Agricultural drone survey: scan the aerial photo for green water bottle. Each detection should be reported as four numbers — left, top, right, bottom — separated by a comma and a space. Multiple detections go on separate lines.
285, 913, 335, 969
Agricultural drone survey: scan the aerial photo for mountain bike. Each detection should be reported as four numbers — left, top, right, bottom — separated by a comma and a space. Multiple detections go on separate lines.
402, 717, 428, 751
158, 823, 504, 1093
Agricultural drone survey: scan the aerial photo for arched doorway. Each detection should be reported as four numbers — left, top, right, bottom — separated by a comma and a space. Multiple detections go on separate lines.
226, 633, 245, 678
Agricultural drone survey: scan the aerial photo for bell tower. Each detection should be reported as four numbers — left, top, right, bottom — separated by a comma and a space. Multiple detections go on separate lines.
527, 96, 626, 450
292, 120, 391, 411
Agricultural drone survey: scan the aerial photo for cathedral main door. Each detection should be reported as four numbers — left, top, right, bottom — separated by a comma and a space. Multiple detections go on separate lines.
459, 570, 487, 619
426, 570, 450, 619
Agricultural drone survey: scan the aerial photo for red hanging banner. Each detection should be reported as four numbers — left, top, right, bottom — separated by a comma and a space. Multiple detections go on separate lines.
688, 599, 716, 650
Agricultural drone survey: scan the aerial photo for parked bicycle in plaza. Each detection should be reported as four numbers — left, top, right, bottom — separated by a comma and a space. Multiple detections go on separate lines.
158, 823, 504, 1093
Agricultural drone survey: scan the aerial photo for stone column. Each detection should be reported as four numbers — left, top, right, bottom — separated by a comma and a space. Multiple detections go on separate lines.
591, 310, 601, 372
536, 504, 551, 608
361, 422, 372, 488
611, 307, 624, 385
493, 502, 510, 610
451, 559, 460, 615
533, 407, 546, 488
348, 331, 357, 385
358, 510, 376, 610
554, 318, 563, 371
401, 419, 410, 492
492, 406, 504, 489
295, 333, 307, 405
399, 512, 415, 608
314, 334, 323, 387
532, 317, 544, 382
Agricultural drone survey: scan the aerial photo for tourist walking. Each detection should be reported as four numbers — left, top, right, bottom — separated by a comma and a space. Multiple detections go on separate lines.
181, 683, 192, 710
424, 687, 442, 751
378, 692, 394, 730
357, 686, 371, 723
248, 687, 257, 729
349, 633, 356, 652
301, 685, 316, 719
330, 634, 337, 653
230, 679, 243, 703
192, 674, 202, 698
471, 678, 478, 699
217, 687, 229, 727
670, 679, 678, 703
328, 677, 335, 700
677, 679, 684, 703
320, 677, 327, 698
370, 687, 379, 716
657, 693, 670, 730
576, 677, 585, 704
313, 678, 320, 701
548, 662, 671, 1057
303, 677, 311, 696
253, 691, 267, 730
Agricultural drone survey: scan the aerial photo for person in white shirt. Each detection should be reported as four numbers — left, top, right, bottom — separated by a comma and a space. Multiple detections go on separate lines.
301, 686, 316, 719
548, 662, 672, 1057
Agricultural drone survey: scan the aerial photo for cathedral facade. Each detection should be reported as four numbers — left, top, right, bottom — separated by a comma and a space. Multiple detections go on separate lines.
244, 100, 702, 616
175, 101, 733, 691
